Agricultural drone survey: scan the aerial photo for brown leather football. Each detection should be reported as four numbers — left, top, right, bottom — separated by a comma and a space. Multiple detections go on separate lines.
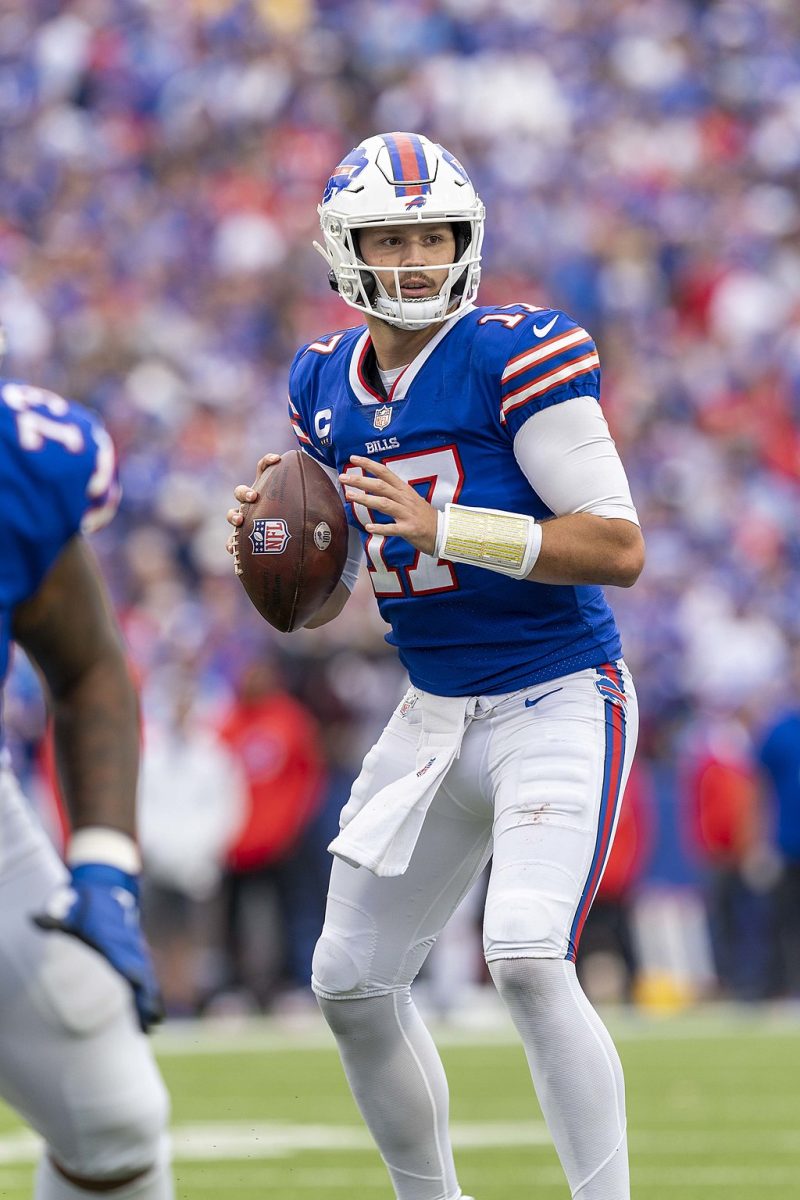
234, 450, 349, 632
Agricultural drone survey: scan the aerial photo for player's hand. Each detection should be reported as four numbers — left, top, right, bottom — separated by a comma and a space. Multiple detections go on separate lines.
340, 456, 439, 555
225, 453, 282, 554
33, 864, 164, 1033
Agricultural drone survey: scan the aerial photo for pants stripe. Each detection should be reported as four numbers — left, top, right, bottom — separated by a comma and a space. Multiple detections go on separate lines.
566, 667, 627, 961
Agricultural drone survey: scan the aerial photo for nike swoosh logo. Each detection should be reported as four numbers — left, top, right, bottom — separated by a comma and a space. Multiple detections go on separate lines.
524, 687, 563, 708
532, 315, 558, 338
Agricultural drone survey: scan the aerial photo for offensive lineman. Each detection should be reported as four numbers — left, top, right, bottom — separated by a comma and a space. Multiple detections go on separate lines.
227, 132, 644, 1200
0, 377, 172, 1197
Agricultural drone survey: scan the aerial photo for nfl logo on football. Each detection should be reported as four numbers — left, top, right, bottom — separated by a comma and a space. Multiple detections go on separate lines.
249, 518, 291, 554
373, 405, 392, 431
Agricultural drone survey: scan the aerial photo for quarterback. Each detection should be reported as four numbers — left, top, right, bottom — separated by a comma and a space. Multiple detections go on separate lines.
0, 378, 172, 1197
228, 132, 644, 1200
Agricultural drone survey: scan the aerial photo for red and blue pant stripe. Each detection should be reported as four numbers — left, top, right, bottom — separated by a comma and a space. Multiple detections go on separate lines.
566, 663, 628, 962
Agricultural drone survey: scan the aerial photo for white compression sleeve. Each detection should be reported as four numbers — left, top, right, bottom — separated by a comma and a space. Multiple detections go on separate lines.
490, 958, 629, 1199
317, 990, 461, 1200
513, 396, 640, 524
309, 458, 363, 591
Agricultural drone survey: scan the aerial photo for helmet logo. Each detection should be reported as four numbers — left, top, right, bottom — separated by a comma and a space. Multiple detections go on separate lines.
322, 147, 369, 204
404, 196, 427, 210
382, 132, 434, 197
439, 146, 470, 183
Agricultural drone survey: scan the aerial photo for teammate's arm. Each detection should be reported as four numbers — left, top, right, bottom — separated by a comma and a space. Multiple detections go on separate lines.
13, 534, 163, 1031
12, 535, 139, 833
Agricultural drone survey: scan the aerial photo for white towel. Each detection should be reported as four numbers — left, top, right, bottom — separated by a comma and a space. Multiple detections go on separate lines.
328, 691, 478, 877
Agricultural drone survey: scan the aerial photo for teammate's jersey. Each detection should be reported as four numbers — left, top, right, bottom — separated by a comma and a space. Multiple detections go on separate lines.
0, 379, 119, 695
288, 303, 623, 696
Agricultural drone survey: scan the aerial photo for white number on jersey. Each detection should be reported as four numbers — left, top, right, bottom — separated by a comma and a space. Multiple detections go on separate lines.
349, 446, 464, 597
2, 382, 84, 453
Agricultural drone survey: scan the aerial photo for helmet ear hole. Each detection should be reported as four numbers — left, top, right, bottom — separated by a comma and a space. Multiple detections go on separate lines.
453, 222, 471, 259
351, 230, 377, 301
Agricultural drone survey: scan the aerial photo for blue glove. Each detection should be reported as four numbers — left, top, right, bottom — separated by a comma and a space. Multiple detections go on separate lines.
33, 863, 164, 1033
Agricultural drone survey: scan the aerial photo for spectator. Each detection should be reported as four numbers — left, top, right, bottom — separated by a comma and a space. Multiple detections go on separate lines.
137, 670, 248, 1015
682, 711, 774, 1001
210, 657, 327, 1010
755, 643, 800, 998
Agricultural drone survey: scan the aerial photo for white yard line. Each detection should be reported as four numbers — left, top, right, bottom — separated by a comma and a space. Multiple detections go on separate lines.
0, 1119, 798, 1167
0, 1120, 550, 1164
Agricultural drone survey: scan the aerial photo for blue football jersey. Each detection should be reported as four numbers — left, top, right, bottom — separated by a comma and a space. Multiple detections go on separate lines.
0, 379, 119, 695
288, 303, 624, 696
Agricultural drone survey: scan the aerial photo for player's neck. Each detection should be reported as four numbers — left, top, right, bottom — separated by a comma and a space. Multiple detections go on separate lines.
366, 315, 443, 371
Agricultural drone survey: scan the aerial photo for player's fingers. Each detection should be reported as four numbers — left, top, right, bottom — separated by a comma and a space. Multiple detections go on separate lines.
226, 506, 244, 527
340, 471, 392, 496
349, 455, 393, 479
233, 484, 257, 504
256, 452, 281, 473
226, 533, 237, 555
343, 480, 388, 503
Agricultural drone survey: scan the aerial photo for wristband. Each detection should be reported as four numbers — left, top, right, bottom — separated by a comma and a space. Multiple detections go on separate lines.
68, 826, 142, 874
435, 503, 542, 580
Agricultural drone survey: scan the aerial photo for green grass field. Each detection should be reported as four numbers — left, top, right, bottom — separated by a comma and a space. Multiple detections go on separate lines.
1, 1005, 798, 1198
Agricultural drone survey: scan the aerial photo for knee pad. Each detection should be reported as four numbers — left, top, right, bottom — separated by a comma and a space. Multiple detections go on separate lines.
51, 1068, 170, 1182
311, 896, 379, 998
36, 1135, 172, 1198
311, 930, 372, 998
483, 884, 571, 960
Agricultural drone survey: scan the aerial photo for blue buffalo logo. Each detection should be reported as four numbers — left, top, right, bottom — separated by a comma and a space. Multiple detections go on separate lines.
439, 146, 470, 183
322, 146, 369, 204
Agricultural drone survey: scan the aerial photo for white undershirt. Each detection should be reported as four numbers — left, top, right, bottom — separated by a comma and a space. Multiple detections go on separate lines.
327, 392, 639, 591
377, 365, 405, 392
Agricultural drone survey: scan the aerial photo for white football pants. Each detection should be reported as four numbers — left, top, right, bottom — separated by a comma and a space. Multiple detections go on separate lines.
313, 661, 637, 1200
0, 767, 172, 1197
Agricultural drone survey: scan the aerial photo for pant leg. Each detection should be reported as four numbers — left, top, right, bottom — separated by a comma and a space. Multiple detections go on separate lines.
482, 664, 638, 1200
312, 701, 494, 1200
0, 770, 171, 1189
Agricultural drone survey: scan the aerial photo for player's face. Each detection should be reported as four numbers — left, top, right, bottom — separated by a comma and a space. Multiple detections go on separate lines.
358, 224, 456, 301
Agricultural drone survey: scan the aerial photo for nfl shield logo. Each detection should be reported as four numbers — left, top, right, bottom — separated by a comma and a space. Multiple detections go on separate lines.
249, 518, 291, 554
373, 405, 392, 431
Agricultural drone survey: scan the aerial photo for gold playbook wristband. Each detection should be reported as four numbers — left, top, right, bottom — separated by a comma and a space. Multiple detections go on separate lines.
434, 503, 543, 579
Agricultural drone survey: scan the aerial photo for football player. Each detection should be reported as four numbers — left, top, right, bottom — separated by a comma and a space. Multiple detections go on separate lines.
0, 378, 172, 1197
227, 132, 644, 1200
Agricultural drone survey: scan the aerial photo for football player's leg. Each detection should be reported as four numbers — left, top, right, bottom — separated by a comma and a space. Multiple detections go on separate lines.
0, 773, 171, 1198
483, 666, 638, 1200
313, 714, 492, 1200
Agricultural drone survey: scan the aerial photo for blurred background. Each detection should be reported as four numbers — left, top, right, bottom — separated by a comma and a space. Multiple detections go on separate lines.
3, 0, 800, 1021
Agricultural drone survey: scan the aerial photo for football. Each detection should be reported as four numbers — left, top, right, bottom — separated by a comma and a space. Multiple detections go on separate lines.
234, 450, 349, 632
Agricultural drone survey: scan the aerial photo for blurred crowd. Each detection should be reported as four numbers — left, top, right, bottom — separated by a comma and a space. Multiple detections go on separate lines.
2, 0, 800, 1014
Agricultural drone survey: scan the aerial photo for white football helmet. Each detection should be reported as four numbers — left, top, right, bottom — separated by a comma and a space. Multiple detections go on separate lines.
315, 132, 485, 330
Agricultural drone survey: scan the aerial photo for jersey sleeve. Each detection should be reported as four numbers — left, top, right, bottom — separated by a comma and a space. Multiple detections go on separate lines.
498, 309, 601, 438
287, 344, 337, 469
0, 380, 120, 602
